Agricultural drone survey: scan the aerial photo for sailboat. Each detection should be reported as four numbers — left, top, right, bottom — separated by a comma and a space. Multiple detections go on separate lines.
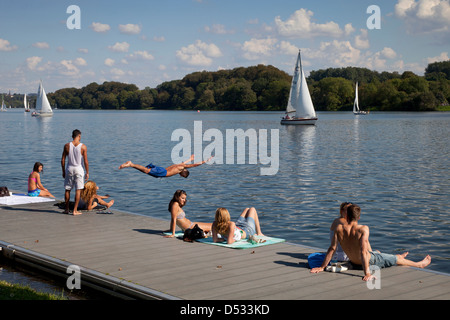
353, 82, 367, 115
24, 94, 30, 112
281, 50, 317, 125
34, 80, 53, 117
0, 95, 6, 112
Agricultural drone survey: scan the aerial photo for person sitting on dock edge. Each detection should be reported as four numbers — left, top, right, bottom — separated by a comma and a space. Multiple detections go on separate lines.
310, 204, 431, 281
28, 162, 55, 198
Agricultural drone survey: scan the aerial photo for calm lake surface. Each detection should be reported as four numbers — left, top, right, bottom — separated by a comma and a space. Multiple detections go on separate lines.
1, 109, 449, 274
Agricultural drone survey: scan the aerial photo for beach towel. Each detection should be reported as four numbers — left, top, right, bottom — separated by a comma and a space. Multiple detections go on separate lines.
0, 194, 55, 206
163, 231, 184, 237
196, 235, 285, 249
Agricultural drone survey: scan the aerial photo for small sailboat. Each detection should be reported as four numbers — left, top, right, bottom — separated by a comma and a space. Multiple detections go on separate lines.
281, 50, 317, 125
24, 94, 30, 112
0, 95, 6, 112
34, 80, 53, 117
353, 82, 367, 115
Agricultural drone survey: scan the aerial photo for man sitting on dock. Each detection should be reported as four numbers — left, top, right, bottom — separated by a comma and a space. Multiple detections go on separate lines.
118, 155, 212, 178
310, 204, 431, 281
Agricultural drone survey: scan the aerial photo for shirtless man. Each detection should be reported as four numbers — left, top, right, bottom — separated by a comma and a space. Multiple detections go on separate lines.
118, 155, 212, 178
311, 204, 431, 281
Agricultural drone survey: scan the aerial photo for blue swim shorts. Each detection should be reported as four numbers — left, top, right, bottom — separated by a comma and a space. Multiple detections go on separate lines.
235, 216, 256, 237
369, 251, 398, 268
28, 189, 41, 197
146, 163, 167, 178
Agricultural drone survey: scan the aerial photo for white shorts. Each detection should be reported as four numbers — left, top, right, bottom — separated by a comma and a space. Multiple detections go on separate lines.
64, 167, 84, 190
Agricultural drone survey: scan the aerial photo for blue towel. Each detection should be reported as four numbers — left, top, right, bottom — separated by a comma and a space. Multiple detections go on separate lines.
308, 252, 329, 269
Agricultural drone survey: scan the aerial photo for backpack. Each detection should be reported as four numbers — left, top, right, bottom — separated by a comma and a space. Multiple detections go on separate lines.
183, 224, 205, 242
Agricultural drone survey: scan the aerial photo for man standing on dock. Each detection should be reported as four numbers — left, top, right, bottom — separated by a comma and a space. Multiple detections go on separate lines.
61, 129, 89, 215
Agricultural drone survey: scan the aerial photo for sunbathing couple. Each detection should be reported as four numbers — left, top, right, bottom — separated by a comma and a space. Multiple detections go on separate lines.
311, 202, 431, 281
164, 190, 264, 244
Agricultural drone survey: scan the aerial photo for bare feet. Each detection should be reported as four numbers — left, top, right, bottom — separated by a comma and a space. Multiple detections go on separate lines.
418, 255, 432, 268
119, 161, 132, 169
106, 200, 114, 208
72, 211, 83, 216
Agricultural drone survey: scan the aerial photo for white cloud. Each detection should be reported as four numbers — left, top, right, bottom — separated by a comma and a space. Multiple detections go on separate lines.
59, 60, 80, 76
380, 47, 397, 59
0, 38, 18, 51
319, 40, 362, 66
119, 24, 141, 35
153, 36, 165, 42
110, 68, 125, 76
395, 0, 450, 34
426, 51, 449, 63
127, 50, 154, 61
32, 42, 49, 49
274, 9, 343, 38
354, 29, 370, 49
90, 22, 111, 33
241, 37, 278, 60
108, 42, 130, 53
78, 48, 89, 54
176, 40, 222, 66
104, 58, 115, 66
73, 57, 87, 66
204, 24, 235, 34
344, 23, 355, 36
26, 56, 43, 70
278, 41, 299, 56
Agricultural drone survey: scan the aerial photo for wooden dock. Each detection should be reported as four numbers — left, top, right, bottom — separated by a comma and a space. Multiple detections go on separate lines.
1, 200, 449, 300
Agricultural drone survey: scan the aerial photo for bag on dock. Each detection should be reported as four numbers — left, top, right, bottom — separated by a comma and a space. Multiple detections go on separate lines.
183, 224, 206, 242
0, 186, 10, 197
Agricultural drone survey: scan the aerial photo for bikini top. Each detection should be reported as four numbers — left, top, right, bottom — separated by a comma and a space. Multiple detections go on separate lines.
176, 210, 186, 220
28, 172, 37, 183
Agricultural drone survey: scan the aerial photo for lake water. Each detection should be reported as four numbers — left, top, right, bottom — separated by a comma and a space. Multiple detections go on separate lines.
0, 109, 449, 274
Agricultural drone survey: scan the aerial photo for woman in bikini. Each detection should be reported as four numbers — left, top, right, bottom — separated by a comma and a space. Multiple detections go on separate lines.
28, 162, 55, 198
212, 207, 264, 245
164, 190, 212, 237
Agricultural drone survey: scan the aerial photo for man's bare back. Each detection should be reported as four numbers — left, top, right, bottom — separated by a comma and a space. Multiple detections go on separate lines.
335, 222, 371, 266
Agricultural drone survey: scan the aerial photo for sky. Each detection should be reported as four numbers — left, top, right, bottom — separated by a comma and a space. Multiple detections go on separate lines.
0, 0, 449, 94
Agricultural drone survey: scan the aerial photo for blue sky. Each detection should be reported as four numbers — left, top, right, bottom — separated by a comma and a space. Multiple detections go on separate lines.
0, 0, 449, 94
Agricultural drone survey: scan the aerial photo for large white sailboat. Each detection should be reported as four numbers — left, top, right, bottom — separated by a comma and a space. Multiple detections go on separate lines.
281, 50, 317, 125
353, 82, 367, 115
34, 80, 53, 117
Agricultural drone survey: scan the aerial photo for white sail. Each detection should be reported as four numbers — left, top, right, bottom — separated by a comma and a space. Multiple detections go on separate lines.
1, 95, 6, 111
281, 50, 317, 125
297, 57, 316, 118
35, 80, 53, 116
286, 53, 301, 115
353, 82, 359, 113
24, 94, 28, 110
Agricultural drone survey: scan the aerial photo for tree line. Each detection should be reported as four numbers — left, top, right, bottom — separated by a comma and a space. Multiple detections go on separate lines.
6, 60, 449, 112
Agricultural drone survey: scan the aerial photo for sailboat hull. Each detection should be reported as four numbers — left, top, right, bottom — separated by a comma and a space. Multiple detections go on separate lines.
38, 112, 53, 117
281, 117, 317, 125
